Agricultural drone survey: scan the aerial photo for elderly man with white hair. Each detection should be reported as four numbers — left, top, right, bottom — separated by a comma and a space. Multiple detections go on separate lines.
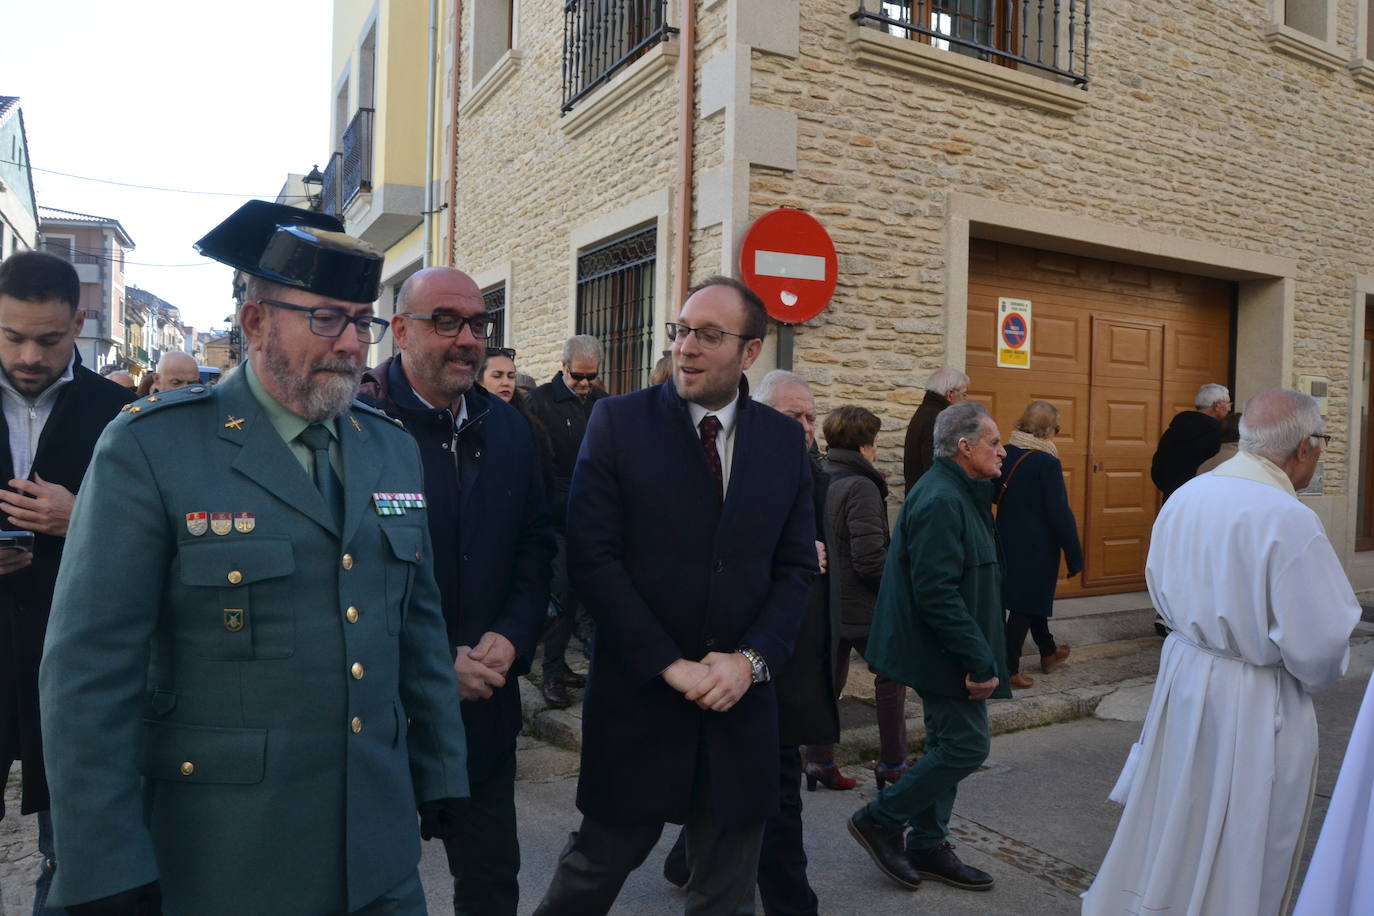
1149, 381, 1231, 502
902, 366, 969, 494
149, 350, 201, 394
1084, 389, 1359, 916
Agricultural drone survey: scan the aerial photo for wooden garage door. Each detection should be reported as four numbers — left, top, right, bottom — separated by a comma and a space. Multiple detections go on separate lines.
966, 241, 1233, 598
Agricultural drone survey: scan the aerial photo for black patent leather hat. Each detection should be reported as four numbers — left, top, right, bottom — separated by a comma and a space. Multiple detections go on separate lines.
194, 200, 383, 303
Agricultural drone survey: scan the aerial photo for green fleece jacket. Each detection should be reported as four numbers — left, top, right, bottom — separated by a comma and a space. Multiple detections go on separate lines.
865, 456, 1011, 700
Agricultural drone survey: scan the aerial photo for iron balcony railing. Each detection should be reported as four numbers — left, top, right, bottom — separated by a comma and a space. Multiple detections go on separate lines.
341, 108, 374, 208
562, 0, 677, 113
575, 225, 657, 395
853, 0, 1089, 86
320, 152, 343, 218
38, 240, 100, 265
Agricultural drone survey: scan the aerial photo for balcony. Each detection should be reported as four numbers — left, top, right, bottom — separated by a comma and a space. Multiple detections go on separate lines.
341, 107, 374, 210
320, 152, 343, 219
562, 0, 677, 112
850, 1, 1089, 113
39, 240, 102, 283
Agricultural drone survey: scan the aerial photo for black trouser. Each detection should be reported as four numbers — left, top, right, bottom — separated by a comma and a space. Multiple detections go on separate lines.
664, 746, 818, 915
534, 743, 764, 916
541, 533, 593, 681
1004, 610, 1057, 675
443, 752, 519, 916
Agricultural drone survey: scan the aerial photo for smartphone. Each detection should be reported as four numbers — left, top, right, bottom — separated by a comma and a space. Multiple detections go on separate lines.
0, 530, 35, 553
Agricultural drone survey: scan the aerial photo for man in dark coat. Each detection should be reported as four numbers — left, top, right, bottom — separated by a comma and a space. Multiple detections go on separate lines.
1150, 382, 1230, 501
661, 368, 840, 914
524, 334, 609, 707
358, 267, 554, 916
853, 400, 1009, 894
0, 250, 134, 911
902, 366, 969, 493
533, 277, 817, 916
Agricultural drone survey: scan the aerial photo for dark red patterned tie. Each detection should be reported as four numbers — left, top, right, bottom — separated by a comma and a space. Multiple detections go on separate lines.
698, 415, 724, 502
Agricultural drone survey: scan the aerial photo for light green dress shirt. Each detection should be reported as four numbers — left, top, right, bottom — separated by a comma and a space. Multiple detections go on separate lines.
242, 361, 342, 480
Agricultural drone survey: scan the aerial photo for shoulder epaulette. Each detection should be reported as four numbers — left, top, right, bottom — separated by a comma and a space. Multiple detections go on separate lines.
350, 399, 406, 429
119, 384, 213, 419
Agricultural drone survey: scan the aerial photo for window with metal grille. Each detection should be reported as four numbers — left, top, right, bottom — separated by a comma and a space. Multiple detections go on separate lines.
562, 0, 677, 112
854, 1, 1089, 84
576, 226, 656, 396
483, 283, 507, 346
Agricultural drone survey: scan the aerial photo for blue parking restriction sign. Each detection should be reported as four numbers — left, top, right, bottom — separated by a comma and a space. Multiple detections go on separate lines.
997, 298, 1032, 368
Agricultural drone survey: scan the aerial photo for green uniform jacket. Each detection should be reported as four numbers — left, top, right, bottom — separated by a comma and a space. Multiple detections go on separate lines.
39, 370, 469, 914
865, 456, 1011, 701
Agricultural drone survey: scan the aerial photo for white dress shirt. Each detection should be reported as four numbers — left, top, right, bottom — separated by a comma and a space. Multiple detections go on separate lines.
687, 394, 739, 492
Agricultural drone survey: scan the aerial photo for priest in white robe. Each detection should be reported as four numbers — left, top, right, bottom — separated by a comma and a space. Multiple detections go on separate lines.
1291, 670, 1374, 915
1083, 389, 1360, 916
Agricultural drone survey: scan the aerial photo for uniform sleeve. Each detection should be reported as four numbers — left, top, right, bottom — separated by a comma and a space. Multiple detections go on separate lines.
907, 494, 998, 682
486, 421, 556, 672
1269, 529, 1360, 694
567, 404, 685, 685
40, 420, 167, 906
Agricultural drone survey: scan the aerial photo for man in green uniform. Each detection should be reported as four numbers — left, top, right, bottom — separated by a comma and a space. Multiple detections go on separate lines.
39, 201, 469, 915
849, 399, 1009, 894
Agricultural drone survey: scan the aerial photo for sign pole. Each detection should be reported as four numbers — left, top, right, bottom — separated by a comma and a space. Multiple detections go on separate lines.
777, 323, 794, 371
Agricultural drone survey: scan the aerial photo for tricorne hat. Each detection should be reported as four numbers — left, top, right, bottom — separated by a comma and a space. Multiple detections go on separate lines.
194, 200, 383, 303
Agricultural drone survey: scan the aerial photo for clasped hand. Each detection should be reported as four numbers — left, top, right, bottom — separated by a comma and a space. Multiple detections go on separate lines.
453, 632, 517, 701
2, 474, 76, 538
664, 653, 752, 712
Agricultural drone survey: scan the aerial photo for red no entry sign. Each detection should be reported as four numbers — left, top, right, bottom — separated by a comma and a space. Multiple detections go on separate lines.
739, 209, 837, 324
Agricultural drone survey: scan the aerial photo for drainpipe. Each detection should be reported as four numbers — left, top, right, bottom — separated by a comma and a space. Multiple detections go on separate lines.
423, 0, 439, 267
673, 0, 697, 318
447, 0, 463, 267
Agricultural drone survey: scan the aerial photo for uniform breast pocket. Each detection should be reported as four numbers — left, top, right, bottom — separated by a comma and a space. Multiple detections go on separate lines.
177, 537, 296, 658
382, 526, 423, 635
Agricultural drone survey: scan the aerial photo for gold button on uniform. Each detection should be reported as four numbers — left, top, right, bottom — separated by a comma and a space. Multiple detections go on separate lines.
180, 761, 195, 776
341, 554, 354, 570
227, 570, 243, 585
346, 606, 359, 623
351, 716, 362, 734
351, 662, 364, 679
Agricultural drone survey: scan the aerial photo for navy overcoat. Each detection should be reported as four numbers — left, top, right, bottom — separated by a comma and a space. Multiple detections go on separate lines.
994, 445, 1083, 618
568, 377, 817, 830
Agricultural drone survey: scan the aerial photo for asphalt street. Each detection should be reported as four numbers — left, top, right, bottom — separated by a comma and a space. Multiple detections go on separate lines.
414, 643, 1374, 915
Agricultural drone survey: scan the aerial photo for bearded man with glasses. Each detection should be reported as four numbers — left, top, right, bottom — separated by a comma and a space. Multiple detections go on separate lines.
39, 202, 469, 916
359, 267, 554, 916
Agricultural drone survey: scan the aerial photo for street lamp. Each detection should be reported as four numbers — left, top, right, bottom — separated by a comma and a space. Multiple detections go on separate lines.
302, 165, 324, 211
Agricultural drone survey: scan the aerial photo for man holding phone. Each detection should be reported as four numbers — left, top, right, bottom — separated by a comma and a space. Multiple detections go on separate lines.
0, 250, 134, 909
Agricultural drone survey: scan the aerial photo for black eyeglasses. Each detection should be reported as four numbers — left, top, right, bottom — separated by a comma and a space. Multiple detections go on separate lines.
568, 371, 597, 382
257, 299, 389, 343
1310, 433, 1332, 447
665, 321, 755, 350
485, 347, 516, 360
398, 312, 496, 339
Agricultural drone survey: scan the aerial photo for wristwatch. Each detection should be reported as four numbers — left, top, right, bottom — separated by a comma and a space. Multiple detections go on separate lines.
737, 646, 770, 685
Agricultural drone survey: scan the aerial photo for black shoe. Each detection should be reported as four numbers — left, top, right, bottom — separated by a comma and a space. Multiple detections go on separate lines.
848, 808, 921, 890
662, 854, 689, 889
909, 842, 994, 891
543, 680, 572, 709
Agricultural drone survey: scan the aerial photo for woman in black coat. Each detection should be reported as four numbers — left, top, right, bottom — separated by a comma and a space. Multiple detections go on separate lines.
996, 400, 1084, 690
805, 406, 910, 790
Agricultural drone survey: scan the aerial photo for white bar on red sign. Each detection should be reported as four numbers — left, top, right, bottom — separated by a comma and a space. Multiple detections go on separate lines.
753, 250, 827, 281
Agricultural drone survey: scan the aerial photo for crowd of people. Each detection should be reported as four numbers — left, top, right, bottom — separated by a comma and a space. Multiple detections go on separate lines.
0, 199, 1368, 915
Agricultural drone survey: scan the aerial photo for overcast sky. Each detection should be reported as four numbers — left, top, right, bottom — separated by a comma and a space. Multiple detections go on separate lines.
3, 0, 332, 334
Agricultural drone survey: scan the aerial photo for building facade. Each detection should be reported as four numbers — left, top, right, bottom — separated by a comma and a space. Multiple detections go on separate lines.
438, 0, 1374, 591
0, 97, 38, 259
37, 206, 134, 372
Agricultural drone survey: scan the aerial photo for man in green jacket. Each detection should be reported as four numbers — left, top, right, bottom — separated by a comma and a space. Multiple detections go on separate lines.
850, 399, 1009, 893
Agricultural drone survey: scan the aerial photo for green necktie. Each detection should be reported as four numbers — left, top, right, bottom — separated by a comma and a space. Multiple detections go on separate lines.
298, 423, 344, 527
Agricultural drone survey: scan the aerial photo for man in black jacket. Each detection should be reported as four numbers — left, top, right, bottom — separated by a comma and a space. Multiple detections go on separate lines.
903, 366, 969, 494
358, 267, 554, 916
0, 250, 134, 910
524, 334, 608, 707
1150, 383, 1231, 502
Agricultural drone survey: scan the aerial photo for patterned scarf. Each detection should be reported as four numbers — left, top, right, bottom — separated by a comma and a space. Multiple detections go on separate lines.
1008, 427, 1058, 458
